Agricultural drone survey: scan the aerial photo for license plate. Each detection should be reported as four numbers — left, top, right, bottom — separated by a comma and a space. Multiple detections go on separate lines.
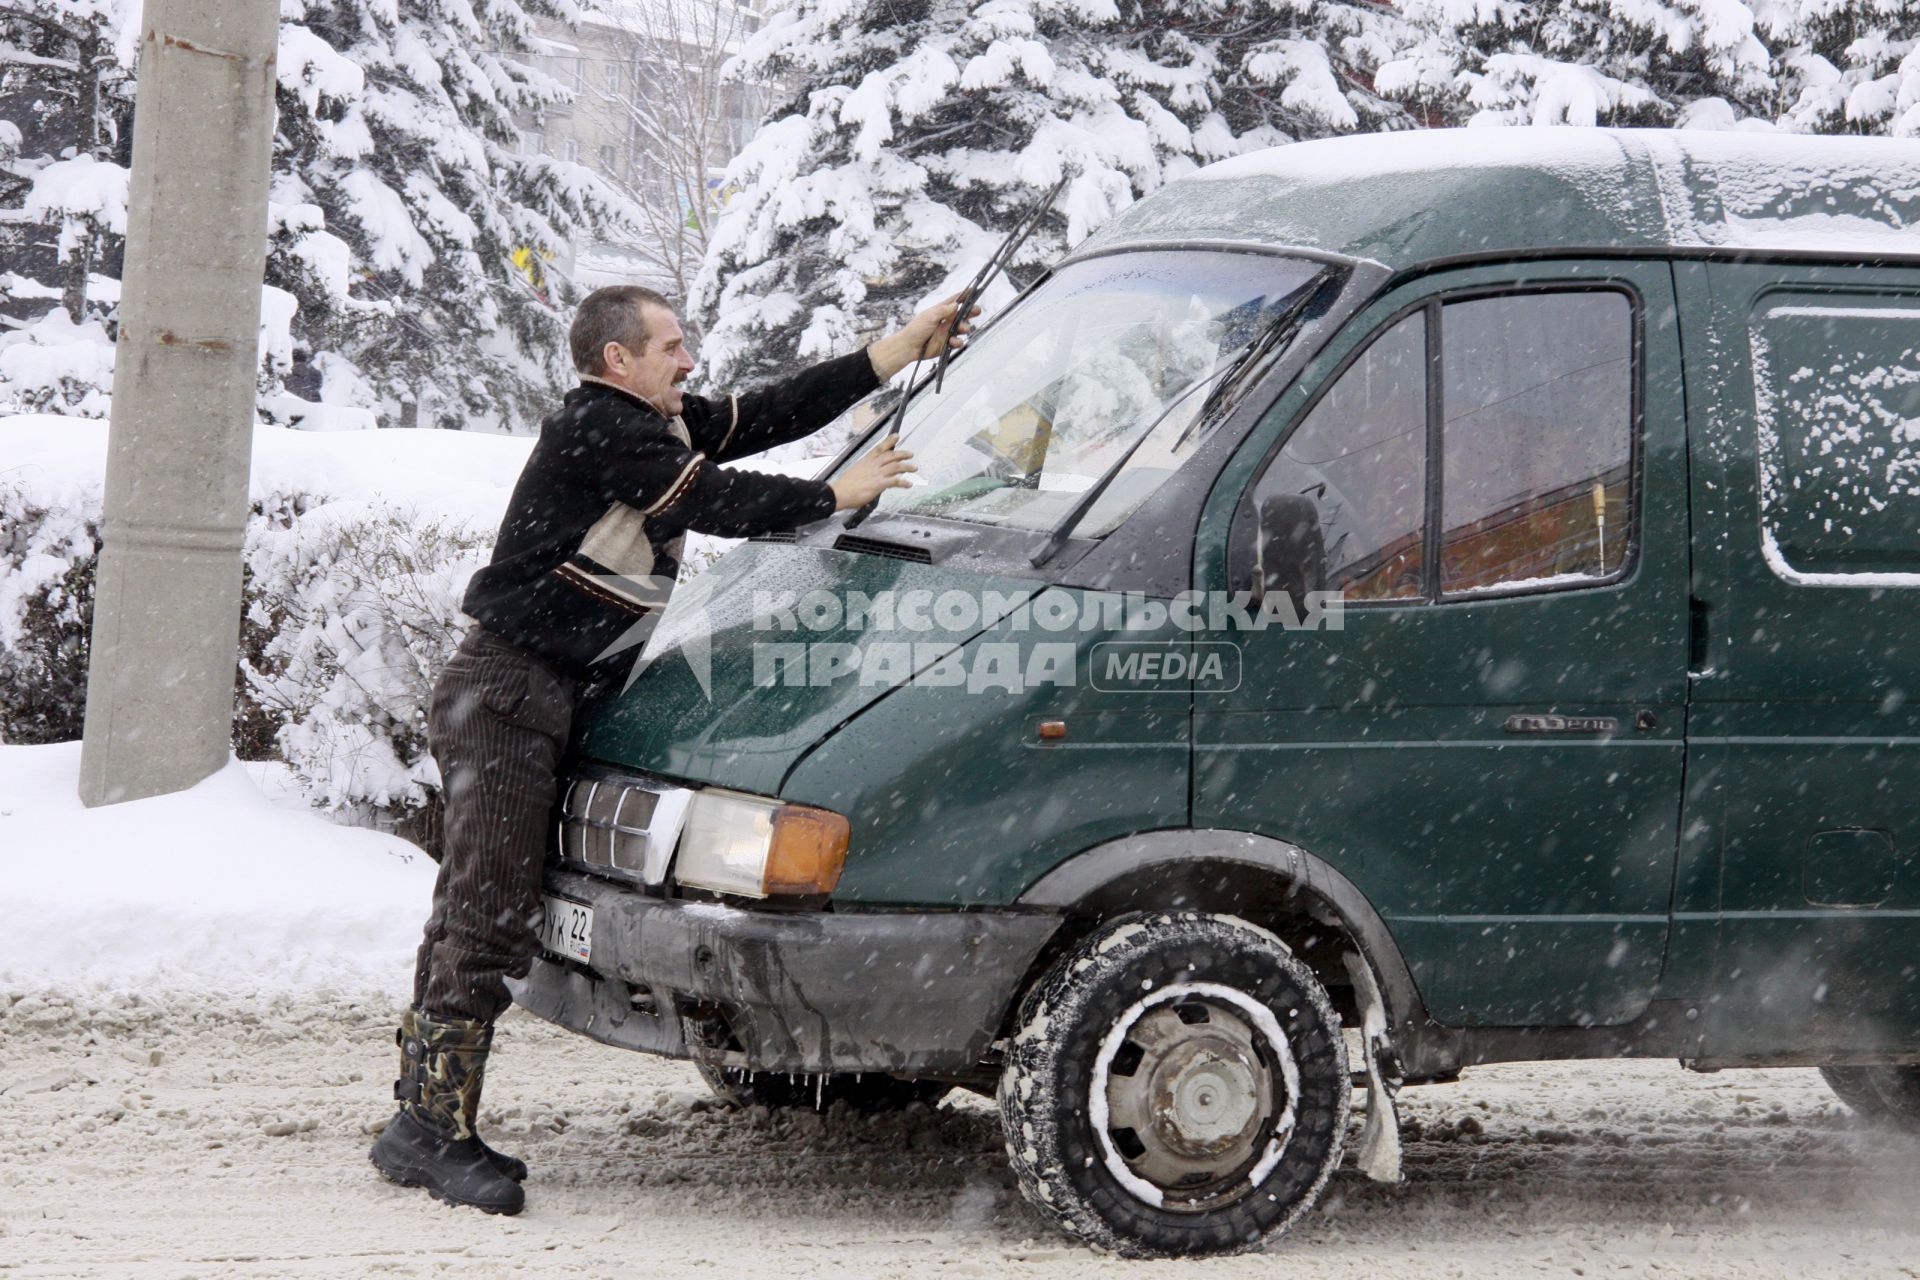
540, 895, 593, 964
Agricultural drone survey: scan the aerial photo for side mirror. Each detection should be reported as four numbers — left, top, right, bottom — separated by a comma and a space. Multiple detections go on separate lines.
1254, 493, 1326, 611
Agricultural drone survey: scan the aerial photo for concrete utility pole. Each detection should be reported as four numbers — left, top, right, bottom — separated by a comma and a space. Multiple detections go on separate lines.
78, 1, 278, 807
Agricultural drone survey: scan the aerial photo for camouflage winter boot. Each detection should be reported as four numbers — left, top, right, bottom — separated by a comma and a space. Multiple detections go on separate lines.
389, 1009, 529, 1181
369, 1008, 526, 1214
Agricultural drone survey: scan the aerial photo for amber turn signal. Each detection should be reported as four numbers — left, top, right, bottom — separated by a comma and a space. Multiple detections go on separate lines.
764, 804, 851, 894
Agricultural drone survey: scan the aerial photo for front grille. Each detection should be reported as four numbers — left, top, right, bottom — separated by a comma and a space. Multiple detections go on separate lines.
555, 769, 694, 886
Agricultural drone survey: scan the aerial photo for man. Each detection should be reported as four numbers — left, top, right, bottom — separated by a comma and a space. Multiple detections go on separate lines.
370, 285, 969, 1213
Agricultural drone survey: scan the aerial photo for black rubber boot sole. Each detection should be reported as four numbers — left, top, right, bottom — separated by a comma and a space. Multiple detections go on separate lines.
370, 1150, 525, 1214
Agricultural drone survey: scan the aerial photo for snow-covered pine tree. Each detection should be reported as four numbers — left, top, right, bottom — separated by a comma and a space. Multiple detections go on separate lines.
1378, 0, 1776, 130
0, 0, 132, 321
2, 0, 634, 428
690, 0, 1412, 393
270, 0, 638, 431
0, 1, 135, 416
1768, 0, 1918, 135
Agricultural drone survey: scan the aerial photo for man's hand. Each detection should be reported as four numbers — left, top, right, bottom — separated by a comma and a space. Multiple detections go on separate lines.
867, 292, 983, 381
829, 433, 916, 510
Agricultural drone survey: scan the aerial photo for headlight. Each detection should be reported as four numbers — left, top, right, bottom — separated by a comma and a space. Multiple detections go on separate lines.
673, 788, 850, 898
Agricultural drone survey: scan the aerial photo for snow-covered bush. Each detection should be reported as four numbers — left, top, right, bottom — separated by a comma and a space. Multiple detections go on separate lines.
0, 482, 100, 744
0, 461, 491, 847
239, 497, 491, 844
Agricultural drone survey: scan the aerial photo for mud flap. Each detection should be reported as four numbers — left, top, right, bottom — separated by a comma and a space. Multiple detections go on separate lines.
1342, 950, 1403, 1183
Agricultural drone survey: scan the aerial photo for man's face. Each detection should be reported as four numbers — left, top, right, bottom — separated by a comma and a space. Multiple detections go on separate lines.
603, 303, 695, 416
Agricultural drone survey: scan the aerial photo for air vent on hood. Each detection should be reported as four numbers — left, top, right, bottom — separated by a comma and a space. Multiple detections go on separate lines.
749, 530, 798, 543
833, 533, 934, 564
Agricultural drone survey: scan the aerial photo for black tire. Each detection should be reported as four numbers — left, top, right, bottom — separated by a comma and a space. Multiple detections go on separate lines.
1821, 1065, 1920, 1131
997, 911, 1349, 1257
696, 1063, 949, 1113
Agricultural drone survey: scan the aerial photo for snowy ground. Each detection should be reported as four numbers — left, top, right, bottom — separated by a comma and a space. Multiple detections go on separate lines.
5, 997, 1918, 1279
0, 742, 434, 997
2, 742, 1918, 1278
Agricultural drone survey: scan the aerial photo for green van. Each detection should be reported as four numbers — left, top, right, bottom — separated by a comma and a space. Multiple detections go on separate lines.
514, 128, 1920, 1256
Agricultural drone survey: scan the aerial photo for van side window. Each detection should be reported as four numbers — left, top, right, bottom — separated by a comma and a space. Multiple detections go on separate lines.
1751, 295, 1920, 580
1439, 292, 1634, 595
1252, 313, 1427, 600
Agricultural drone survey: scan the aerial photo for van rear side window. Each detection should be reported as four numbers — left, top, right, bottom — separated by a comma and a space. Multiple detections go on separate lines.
1751, 295, 1920, 582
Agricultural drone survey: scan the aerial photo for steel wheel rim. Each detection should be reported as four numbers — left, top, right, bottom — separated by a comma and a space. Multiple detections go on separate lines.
1088, 981, 1301, 1213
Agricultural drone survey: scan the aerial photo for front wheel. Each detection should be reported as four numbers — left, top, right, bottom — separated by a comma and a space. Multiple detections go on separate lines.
997, 911, 1349, 1257
1821, 1065, 1920, 1131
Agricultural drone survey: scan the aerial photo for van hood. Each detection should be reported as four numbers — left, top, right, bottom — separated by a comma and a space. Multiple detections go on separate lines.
571, 542, 1037, 795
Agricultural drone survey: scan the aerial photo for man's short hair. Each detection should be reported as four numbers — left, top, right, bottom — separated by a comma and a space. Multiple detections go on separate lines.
570, 285, 674, 375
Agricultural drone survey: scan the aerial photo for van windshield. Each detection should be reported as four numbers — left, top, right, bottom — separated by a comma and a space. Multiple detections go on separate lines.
847, 250, 1326, 535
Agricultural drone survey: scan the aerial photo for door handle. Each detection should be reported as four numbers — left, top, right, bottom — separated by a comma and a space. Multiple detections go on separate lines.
1688, 597, 1713, 676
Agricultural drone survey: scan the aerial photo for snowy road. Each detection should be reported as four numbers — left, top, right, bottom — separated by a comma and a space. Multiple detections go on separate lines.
3, 991, 1916, 1279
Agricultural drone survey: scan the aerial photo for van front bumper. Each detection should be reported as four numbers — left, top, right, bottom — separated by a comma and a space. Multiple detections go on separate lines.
510, 869, 1063, 1075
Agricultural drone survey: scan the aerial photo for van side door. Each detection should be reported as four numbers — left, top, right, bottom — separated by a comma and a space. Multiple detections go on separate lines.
1679, 261, 1920, 1058
1192, 261, 1690, 1029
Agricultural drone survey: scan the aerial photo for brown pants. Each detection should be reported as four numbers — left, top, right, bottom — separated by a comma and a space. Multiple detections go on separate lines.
412, 626, 579, 1023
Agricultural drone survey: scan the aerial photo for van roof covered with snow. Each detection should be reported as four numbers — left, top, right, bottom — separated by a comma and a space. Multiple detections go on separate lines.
1077, 127, 1920, 271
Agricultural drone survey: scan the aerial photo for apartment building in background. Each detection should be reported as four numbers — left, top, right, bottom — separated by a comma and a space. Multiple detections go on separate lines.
515, 1, 770, 302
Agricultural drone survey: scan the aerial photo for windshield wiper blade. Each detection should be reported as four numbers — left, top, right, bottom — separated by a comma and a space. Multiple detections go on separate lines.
1029, 270, 1347, 569
844, 178, 1066, 530
1190, 269, 1347, 435
934, 175, 1068, 394
1026, 355, 1236, 569
842, 355, 936, 529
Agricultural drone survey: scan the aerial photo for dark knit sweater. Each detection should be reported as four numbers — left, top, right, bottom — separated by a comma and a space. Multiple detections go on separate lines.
462, 348, 880, 681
